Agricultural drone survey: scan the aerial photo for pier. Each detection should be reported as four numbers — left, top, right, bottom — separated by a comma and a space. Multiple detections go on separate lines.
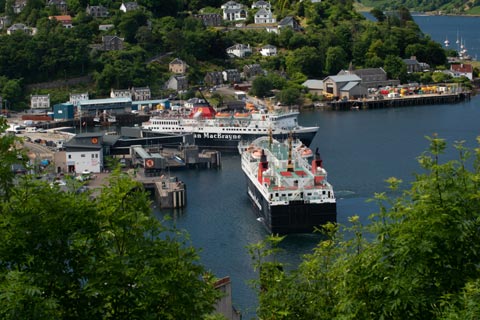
327, 92, 471, 110
127, 144, 221, 176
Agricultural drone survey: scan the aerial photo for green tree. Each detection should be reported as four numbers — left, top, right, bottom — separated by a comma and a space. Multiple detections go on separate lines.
383, 54, 407, 82
277, 86, 301, 106
325, 46, 348, 75
250, 76, 273, 98
0, 126, 221, 318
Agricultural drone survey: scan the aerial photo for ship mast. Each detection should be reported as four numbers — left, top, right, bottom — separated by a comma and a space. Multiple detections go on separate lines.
268, 127, 273, 149
287, 133, 294, 172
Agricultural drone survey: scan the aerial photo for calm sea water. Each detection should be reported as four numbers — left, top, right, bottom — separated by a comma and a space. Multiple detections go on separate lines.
155, 16, 480, 319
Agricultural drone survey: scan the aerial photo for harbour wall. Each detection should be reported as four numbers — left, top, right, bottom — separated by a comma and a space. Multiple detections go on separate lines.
327, 92, 471, 110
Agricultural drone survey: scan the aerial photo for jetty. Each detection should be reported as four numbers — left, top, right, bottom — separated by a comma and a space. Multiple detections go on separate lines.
327, 92, 471, 110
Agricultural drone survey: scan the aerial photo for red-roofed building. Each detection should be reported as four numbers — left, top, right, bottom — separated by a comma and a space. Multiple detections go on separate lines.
450, 63, 473, 80
49, 15, 73, 28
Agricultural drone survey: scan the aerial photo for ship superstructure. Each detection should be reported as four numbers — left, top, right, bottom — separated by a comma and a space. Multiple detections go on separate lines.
238, 134, 336, 234
142, 102, 318, 150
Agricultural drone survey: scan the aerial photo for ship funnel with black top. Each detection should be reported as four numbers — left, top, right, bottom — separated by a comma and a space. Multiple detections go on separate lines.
258, 149, 268, 183
312, 148, 324, 185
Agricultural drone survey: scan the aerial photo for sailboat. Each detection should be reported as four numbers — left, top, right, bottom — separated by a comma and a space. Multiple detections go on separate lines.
444, 36, 449, 48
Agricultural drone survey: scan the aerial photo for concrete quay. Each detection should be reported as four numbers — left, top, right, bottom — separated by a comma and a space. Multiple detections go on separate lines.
327, 92, 471, 110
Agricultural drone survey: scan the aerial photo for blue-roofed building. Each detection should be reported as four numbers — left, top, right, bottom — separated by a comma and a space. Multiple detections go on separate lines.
78, 97, 132, 116
53, 103, 74, 120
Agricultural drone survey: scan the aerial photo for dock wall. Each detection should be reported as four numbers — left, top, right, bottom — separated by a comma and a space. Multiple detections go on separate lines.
327, 92, 471, 110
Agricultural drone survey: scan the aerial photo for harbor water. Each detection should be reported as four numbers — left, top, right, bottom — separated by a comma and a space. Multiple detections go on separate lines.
155, 95, 480, 318
156, 15, 480, 319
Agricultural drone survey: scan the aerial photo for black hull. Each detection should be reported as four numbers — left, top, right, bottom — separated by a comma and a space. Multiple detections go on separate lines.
195, 131, 316, 151
246, 177, 336, 234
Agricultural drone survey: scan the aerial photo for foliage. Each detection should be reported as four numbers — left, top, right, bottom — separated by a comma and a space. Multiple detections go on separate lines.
277, 87, 301, 106
0, 0, 469, 108
250, 76, 273, 98
250, 136, 480, 319
0, 125, 221, 318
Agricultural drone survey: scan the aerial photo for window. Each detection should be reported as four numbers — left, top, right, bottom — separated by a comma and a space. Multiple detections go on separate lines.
81, 154, 85, 158
68, 155, 71, 159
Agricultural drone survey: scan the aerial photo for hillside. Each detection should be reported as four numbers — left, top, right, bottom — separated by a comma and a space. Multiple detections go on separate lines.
357, 0, 480, 14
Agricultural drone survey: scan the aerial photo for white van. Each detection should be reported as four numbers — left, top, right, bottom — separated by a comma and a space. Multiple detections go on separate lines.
25, 126, 37, 133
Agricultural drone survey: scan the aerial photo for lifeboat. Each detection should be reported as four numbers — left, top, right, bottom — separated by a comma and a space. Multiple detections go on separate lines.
297, 146, 313, 157
251, 149, 262, 159
234, 112, 251, 119
216, 112, 231, 118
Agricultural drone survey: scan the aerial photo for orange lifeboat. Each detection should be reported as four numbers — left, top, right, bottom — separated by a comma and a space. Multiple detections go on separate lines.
252, 149, 262, 159
299, 147, 313, 157
234, 112, 251, 119
216, 112, 231, 118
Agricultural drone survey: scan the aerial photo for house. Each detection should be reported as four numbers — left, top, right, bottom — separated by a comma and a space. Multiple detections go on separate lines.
450, 63, 473, 80
12, 0, 27, 14
252, 0, 271, 9
403, 56, 425, 73
120, 2, 140, 12
169, 58, 188, 74
193, 13, 223, 27
260, 44, 277, 56
0, 16, 11, 30
31, 94, 50, 109
69, 93, 89, 107
64, 132, 104, 173
254, 8, 276, 24
86, 5, 109, 18
49, 15, 73, 28
184, 97, 208, 110
278, 16, 301, 31
302, 79, 324, 95
131, 87, 151, 101
226, 44, 252, 58
323, 74, 367, 100
102, 35, 124, 51
223, 69, 241, 84
166, 75, 188, 91
204, 71, 224, 86
221, 1, 247, 21
47, 0, 67, 14
243, 64, 264, 79
338, 67, 400, 89
7, 23, 36, 35
110, 88, 132, 99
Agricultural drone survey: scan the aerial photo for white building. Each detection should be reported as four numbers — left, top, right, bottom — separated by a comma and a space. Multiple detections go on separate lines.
69, 92, 89, 107
260, 44, 277, 56
31, 94, 50, 109
254, 8, 276, 24
226, 43, 252, 58
252, 1, 271, 9
221, 1, 247, 21
64, 133, 104, 173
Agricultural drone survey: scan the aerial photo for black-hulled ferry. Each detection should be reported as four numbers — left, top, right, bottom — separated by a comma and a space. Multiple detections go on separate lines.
238, 134, 336, 234
141, 100, 318, 150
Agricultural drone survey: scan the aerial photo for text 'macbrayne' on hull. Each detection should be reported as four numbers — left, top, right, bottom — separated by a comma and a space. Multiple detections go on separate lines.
239, 134, 336, 234
141, 101, 319, 150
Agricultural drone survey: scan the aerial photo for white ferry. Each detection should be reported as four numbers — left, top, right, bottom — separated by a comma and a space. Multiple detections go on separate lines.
141, 101, 318, 150
238, 134, 336, 234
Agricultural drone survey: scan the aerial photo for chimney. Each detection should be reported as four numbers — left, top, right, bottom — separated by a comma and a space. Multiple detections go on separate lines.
257, 150, 268, 183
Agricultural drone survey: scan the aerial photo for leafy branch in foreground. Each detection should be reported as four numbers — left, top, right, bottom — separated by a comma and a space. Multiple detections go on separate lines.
250, 135, 480, 319
0, 127, 221, 320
